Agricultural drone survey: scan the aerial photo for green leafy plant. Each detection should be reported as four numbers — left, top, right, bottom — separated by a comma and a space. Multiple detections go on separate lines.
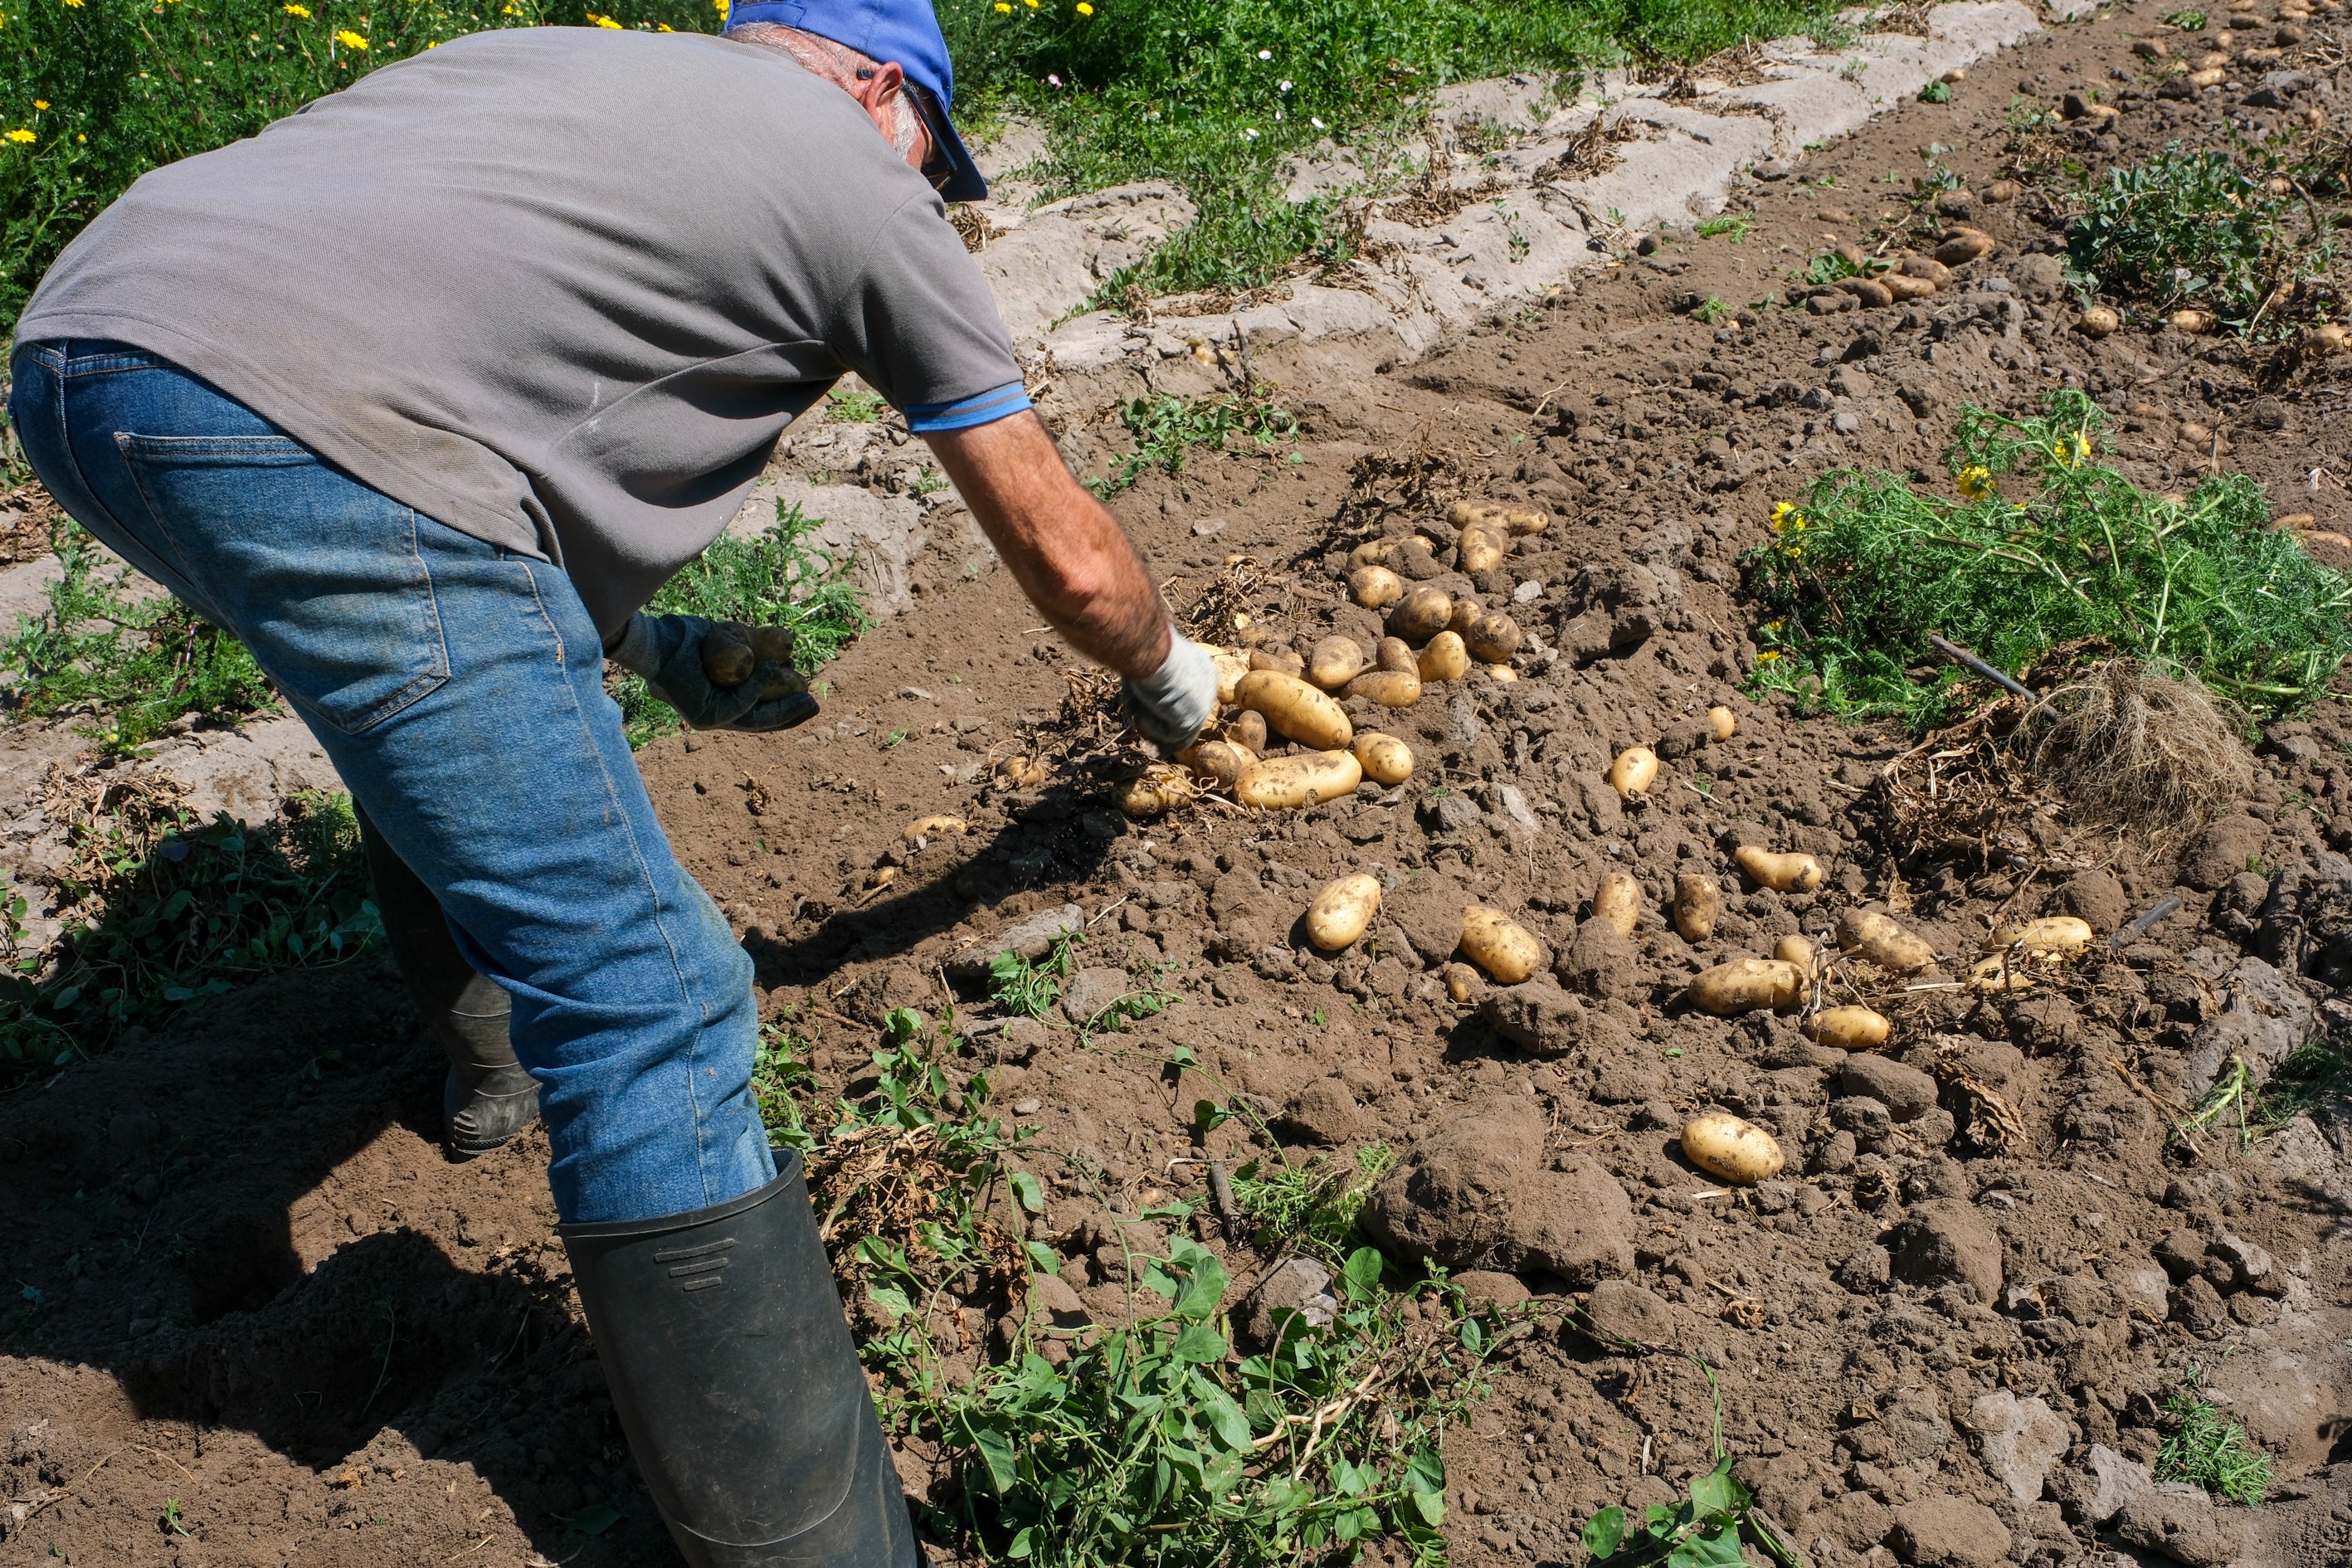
2, 522, 277, 751
610, 499, 874, 746
1917, 79, 1951, 104
1090, 389, 1298, 496
1230, 1142, 1395, 1259
0, 786, 378, 1089
2157, 1367, 2273, 1505
1696, 212, 1753, 242
1746, 390, 2352, 728
1693, 295, 1729, 324
2165, 8, 2208, 28
158, 1499, 191, 1539
2067, 145, 2335, 337
989, 931, 1080, 1020
825, 386, 891, 423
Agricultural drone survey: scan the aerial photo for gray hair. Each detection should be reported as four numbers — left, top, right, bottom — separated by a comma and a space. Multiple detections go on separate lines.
729, 22, 926, 160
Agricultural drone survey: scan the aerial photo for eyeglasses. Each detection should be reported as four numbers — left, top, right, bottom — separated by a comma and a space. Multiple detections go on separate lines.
904, 80, 956, 192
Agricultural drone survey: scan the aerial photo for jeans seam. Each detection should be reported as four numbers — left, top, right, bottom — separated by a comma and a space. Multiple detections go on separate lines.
516, 558, 728, 1203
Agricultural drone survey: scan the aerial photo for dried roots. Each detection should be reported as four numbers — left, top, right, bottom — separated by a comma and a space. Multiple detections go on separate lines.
2025, 660, 2255, 843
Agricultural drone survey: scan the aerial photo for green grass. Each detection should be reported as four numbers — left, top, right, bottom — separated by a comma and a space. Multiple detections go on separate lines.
1230, 1142, 1395, 1260
0, 786, 378, 1090
2157, 1368, 2273, 1506
0, 0, 1855, 339
610, 498, 874, 746
1746, 390, 2352, 728
1090, 389, 1298, 496
759, 1011, 1496, 1568
2, 520, 278, 752
2067, 145, 2340, 338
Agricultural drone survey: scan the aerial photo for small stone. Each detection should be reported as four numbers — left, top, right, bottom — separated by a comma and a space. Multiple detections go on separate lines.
1278, 1078, 1366, 1147
1583, 1278, 1676, 1346
1239, 1257, 1338, 1349
2058, 869, 2130, 932
1453, 1270, 1532, 1310
2050, 1443, 2154, 1527
1837, 1244, 1892, 1293
2180, 815, 2268, 892
1062, 966, 1137, 1027
2116, 1482, 2251, 1567
1479, 981, 1593, 1059
2209, 1232, 2281, 1295
1965, 1390, 2071, 1502
2171, 1274, 2228, 1333
2154, 1229, 2208, 1279
1839, 1054, 1941, 1122
947, 903, 1086, 978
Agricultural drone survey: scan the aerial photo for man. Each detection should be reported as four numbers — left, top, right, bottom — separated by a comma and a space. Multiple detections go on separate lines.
8, 2, 1217, 1561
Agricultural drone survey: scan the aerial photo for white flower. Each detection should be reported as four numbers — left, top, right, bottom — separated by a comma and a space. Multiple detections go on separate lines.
1311, 116, 1325, 129
1278, 79, 1292, 91
1256, 48, 1271, 59
1244, 126, 1259, 139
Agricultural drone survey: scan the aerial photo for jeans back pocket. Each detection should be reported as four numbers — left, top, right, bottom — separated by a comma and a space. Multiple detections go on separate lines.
117, 434, 451, 734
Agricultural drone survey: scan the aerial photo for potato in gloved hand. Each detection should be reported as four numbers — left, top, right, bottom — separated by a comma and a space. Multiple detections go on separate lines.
608, 612, 817, 732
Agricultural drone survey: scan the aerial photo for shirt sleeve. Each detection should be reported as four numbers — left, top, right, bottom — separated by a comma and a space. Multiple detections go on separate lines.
824, 193, 1031, 434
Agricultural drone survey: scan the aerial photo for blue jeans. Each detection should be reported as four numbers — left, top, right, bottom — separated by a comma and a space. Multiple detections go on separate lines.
9, 339, 776, 1225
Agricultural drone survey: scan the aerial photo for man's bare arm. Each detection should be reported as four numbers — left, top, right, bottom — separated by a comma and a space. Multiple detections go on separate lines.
922, 411, 1170, 677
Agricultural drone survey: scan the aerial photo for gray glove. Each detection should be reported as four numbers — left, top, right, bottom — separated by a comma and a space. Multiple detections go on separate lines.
1118, 629, 1218, 756
607, 612, 819, 733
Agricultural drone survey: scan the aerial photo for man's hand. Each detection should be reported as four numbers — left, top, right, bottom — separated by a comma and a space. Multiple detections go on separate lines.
1119, 631, 1218, 756
607, 612, 819, 733
923, 411, 1179, 689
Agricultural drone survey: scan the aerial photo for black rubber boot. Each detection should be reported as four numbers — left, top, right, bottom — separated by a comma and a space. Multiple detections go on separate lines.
557, 1154, 921, 1568
355, 806, 540, 1158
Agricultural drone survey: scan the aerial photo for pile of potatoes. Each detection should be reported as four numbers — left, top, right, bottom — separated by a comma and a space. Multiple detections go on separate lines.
1296, 871, 1546, 989
1128, 500, 1557, 818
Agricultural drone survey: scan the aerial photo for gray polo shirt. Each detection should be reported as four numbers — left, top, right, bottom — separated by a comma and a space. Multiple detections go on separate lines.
17, 27, 1028, 635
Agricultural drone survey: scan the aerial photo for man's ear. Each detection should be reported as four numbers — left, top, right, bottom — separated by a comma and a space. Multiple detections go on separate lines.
850, 59, 907, 127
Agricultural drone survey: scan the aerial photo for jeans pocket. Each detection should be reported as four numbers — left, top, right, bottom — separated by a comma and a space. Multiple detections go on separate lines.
115, 433, 452, 734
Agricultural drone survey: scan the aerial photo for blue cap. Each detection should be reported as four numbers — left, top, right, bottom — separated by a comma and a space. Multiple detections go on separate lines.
726, 0, 986, 203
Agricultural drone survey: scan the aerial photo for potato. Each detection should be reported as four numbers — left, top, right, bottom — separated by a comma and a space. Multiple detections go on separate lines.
1592, 872, 1643, 937
747, 624, 796, 665
1774, 933, 1816, 968
755, 664, 809, 702
1249, 646, 1305, 678
1306, 874, 1382, 952
1835, 909, 1936, 974
1346, 669, 1423, 708
1351, 731, 1415, 786
1679, 1112, 1785, 1186
1446, 499, 1507, 529
1350, 565, 1405, 610
1442, 962, 1483, 1005
902, 814, 967, 842
1446, 596, 1483, 635
1386, 585, 1454, 645
1234, 749, 1362, 810
1734, 845, 1824, 893
1806, 1006, 1891, 1051
2079, 304, 2121, 338
1306, 635, 1368, 691
1210, 647, 1250, 706
1229, 709, 1268, 754
1121, 765, 1194, 818
1348, 540, 1394, 567
1177, 739, 1251, 789
1418, 631, 1470, 682
1502, 507, 1551, 537
1458, 905, 1544, 983
1464, 612, 1524, 665
1458, 524, 1508, 573
1707, 706, 1736, 742
1686, 957, 1804, 1015
1968, 953, 2037, 993
1237, 670, 1354, 752
1483, 665, 1517, 683
1882, 272, 1939, 301
1375, 637, 1418, 674
700, 621, 756, 687
1672, 874, 1721, 942
994, 753, 1047, 788
1987, 915, 2095, 952
2171, 309, 2214, 334
1609, 746, 1658, 800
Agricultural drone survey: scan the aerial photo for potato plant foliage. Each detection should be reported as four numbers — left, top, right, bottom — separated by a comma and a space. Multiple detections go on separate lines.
758, 1014, 1494, 1568
1744, 390, 2352, 728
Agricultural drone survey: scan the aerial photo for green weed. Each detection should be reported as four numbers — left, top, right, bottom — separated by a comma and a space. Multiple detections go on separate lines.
1090, 389, 1298, 496
1693, 295, 1729, 324
1696, 212, 1753, 242
2157, 1368, 2273, 1505
2, 522, 277, 751
158, 1500, 190, 1539
2067, 145, 2337, 337
825, 387, 891, 423
1745, 390, 2352, 728
1230, 1141, 1395, 1260
2165, 8, 2208, 28
0, 785, 378, 1090
759, 1014, 1492, 1568
1917, 79, 1951, 104
990, 931, 1080, 1020
610, 499, 874, 747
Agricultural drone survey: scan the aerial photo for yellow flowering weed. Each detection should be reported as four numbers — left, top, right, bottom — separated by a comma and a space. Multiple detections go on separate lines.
334, 27, 368, 47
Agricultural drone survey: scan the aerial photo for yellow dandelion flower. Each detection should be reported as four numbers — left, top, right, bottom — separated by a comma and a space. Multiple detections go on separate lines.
1755, 650, 1782, 662
2051, 431, 2092, 468
32, 100, 47, 110
587, 11, 621, 24
60, 0, 84, 8
994, 2, 1010, 10
4, 129, 33, 144
1075, 2, 1092, 12
283, 3, 309, 13
1956, 465, 1994, 500
334, 27, 367, 46
714, 0, 728, 12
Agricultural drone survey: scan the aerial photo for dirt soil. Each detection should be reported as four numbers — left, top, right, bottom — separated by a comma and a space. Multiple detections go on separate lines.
10, 4, 2352, 1566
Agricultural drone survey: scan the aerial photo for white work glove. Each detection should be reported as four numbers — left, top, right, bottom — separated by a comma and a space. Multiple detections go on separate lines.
1118, 629, 1218, 756
607, 613, 819, 733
